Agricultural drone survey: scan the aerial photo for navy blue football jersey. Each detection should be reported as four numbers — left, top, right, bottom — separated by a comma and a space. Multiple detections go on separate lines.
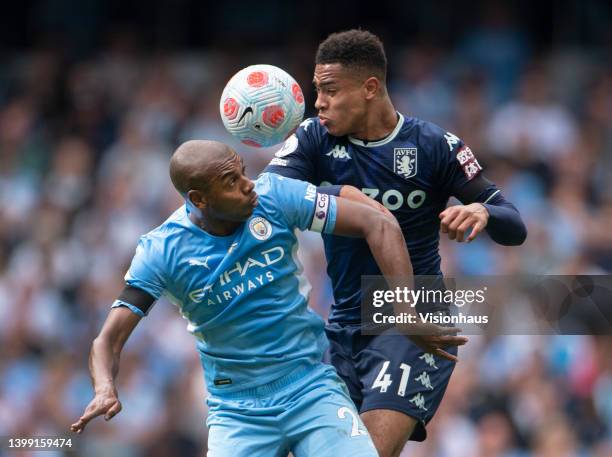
265, 113, 496, 324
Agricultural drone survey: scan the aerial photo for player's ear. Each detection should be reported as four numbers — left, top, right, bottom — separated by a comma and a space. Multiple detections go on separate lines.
187, 189, 207, 210
363, 77, 380, 100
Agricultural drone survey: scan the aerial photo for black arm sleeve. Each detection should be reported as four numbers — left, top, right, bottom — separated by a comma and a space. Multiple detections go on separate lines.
116, 285, 156, 315
454, 174, 527, 246
317, 185, 343, 197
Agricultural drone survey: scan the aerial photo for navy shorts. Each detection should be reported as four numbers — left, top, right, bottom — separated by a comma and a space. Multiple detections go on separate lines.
325, 323, 457, 441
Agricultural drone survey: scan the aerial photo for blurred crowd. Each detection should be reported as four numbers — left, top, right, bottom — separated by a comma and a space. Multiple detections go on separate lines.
1, 13, 611, 457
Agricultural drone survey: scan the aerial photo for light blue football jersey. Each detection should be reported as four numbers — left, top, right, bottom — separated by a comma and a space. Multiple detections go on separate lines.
113, 172, 337, 395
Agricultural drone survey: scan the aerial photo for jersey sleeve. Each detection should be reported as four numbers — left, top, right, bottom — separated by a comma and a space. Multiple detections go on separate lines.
434, 130, 484, 195
263, 118, 320, 183
264, 172, 337, 234
112, 235, 167, 316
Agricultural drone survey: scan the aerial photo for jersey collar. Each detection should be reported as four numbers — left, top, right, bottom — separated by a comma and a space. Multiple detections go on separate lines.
347, 112, 404, 148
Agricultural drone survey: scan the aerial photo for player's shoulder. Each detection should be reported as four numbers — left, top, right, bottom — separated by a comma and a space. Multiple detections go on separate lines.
256, 172, 312, 197
402, 114, 465, 157
137, 206, 189, 252
298, 117, 324, 137
296, 116, 333, 146
405, 115, 451, 144
255, 172, 315, 218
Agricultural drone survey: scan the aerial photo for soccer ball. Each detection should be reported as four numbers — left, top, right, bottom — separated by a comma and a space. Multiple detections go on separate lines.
220, 64, 305, 148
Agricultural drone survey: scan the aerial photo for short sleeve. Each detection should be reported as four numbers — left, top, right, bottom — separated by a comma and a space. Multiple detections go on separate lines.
123, 236, 167, 300
263, 118, 320, 183
264, 172, 337, 234
435, 130, 484, 195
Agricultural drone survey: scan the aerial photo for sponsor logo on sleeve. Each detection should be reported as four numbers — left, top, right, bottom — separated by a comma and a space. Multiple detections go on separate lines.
310, 193, 330, 232
456, 145, 482, 180
304, 184, 316, 202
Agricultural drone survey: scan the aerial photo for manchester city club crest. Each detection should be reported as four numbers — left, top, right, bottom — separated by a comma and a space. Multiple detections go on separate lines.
394, 148, 417, 179
248, 216, 272, 241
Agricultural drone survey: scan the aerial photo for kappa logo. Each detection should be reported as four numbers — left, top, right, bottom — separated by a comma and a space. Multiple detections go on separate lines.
409, 393, 428, 411
188, 257, 210, 269
419, 353, 438, 369
444, 132, 460, 151
326, 145, 351, 160
300, 118, 314, 132
394, 148, 417, 179
249, 217, 272, 241
415, 371, 434, 390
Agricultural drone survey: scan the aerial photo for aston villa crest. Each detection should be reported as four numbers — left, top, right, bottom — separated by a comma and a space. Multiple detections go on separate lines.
394, 148, 417, 179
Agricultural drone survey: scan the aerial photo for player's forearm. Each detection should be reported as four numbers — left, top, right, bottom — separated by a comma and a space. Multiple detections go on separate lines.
364, 214, 413, 279
339, 186, 374, 208
483, 200, 527, 246
89, 336, 121, 393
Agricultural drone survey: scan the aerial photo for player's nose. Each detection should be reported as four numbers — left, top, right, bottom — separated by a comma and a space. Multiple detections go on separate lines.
314, 92, 326, 111
243, 178, 255, 195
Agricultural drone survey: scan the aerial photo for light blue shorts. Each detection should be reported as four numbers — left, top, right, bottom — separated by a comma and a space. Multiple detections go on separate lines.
205, 363, 378, 457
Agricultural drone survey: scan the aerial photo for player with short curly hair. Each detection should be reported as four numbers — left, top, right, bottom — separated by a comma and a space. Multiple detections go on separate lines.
266, 29, 527, 457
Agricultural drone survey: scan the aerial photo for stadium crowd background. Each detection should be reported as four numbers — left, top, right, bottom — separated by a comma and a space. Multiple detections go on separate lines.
0, 1, 611, 456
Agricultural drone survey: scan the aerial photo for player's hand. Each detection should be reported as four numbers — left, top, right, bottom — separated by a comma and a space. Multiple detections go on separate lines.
408, 334, 469, 363
398, 322, 468, 362
439, 203, 489, 243
70, 385, 122, 434
339, 185, 393, 218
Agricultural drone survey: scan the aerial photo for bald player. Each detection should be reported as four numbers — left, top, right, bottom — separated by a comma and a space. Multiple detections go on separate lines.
70, 140, 465, 457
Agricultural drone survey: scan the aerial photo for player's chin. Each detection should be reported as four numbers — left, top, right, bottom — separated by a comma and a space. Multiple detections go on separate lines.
324, 122, 346, 137
240, 205, 256, 219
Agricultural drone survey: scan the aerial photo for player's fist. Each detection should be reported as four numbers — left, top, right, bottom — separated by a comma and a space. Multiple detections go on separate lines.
70, 386, 122, 434
439, 203, 489, 243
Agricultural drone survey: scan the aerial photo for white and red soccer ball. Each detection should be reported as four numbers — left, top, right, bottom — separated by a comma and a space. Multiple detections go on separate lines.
220, 64, 305, 147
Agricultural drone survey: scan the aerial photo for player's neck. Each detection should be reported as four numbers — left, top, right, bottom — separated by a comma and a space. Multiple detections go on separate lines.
190, 212, 241, 237
351, 99, 397, 141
